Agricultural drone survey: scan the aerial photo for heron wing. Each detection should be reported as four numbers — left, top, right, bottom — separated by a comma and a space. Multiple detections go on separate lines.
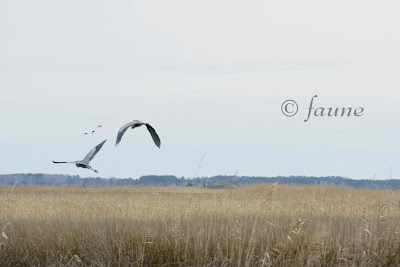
52, 161, 75, 164
82, 139, 107, 162
115, 120, 144, 145
145, 123, 161, 148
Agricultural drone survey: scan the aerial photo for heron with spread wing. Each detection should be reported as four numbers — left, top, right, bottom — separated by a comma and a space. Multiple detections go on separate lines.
116, 120, 161, 148
52, 139, 107, 173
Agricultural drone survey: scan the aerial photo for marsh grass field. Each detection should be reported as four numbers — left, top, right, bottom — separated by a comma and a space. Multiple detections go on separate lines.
1, 184, 400, 266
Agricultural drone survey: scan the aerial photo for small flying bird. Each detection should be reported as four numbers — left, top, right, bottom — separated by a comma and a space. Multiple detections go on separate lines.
92, 130, 95, 135
52, 140, 107, 173
83, 132, 88, 136
97, 125, 102, 128
116, 120, 161, 148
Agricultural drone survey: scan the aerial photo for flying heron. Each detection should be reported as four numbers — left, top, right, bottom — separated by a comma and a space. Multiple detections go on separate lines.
52, 139, 107, 173
116, 120, 161, 148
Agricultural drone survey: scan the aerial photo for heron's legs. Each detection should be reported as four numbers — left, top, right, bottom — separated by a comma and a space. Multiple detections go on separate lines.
87, 166, 98, 173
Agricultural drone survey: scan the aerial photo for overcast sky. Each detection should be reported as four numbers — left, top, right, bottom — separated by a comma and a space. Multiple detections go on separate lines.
1, 0, 400, 179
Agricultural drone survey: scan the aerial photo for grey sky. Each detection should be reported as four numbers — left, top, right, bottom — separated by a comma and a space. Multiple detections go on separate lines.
1, 1, 399, 179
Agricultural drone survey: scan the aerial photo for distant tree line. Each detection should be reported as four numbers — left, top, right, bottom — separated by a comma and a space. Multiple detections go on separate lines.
0, 173, 399, 189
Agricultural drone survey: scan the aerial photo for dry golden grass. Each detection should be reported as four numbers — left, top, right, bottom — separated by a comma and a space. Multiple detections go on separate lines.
1, 184, 400, 266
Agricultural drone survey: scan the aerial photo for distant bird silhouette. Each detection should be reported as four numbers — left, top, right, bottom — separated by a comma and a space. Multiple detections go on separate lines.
83, 132, 88, 136
92, 130, 95, 135
116, 120, 160, 148
52, 140, 107, 173
97, 125, 102, 128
